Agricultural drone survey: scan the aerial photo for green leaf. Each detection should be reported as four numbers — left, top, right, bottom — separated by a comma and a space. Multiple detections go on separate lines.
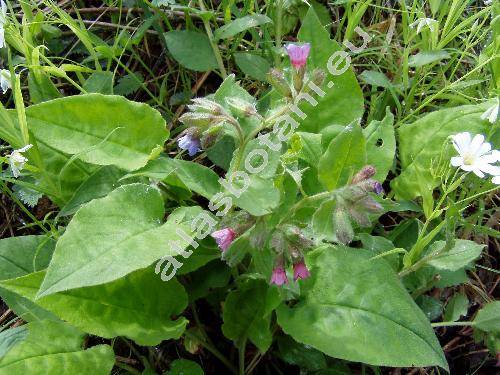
114, 72, 144, 96
37, 184, 194, 297
0, 235, 55, 280
222, 280, 276, 353
277, 246, 448, 370
234, 52, 270, 81
318, 123, 366, 190
392, 102, 496, 200
0, 326, 28, 359
0, 320, 115, 374
59, 165, 126, 216
125, 156, 220, 199
230, 175, 280, 216
23, 94, 168, 171
427, 240, 484, 271
297, 7, 364, 132
164, 30, 218, 71
167, 359, 204, 375
408, 50, 451, 68
1, 268, 188, 345
363, 108, 395, 181
443, 293, 468, 322
214, 15, 272, 40
296, 132, 323, 166
0, 235, 58, 322
312, 199, 335, 241
83, 72, 114, 94
27, 71, 62, 104
474, 302, 500, 332
359, 70, 393, 88
277, 335, 327, 371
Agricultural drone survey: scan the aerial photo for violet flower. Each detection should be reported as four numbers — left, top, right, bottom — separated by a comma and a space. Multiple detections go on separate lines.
293, 261, 311, 281
211, 227, 236, 252
285, 43, 311, 69
270, 266, 288, 286
373, 181, 384, 195
178, 134, 201, 157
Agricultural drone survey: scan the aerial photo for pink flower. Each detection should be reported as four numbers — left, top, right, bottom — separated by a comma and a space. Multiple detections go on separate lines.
270, 266, 288, 286
285, 43, 311, 69
293, 261, 310, 281
211, 228, 236, 252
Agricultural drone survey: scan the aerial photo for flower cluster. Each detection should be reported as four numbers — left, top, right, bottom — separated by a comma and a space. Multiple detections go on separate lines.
7, 144, 32, 178
451, 132, 500, 184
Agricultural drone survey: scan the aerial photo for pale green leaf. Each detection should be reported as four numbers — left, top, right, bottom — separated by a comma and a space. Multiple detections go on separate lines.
1, 268, 188, 345
427, 240, 484, 271
363, 108, 395, 181
277, 246, 448, 370
164, 31, 218, 71
234, 53, 270, 81
37, 184, 194, 297
0, 320, 115, 374
215, 15, 272, 40
318, 123, 366, 190
474, 302, 500, 332
24, 94, 168, 171
297, 8, 364, 132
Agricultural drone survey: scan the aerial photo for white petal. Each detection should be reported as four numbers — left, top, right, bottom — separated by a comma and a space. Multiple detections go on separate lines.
452, 132, 471, 153
460, 164, 475, 172
492, 176, 500, 185
471, 168, 485, 178
450, 156, 464, 167
477, 141, 492, 156
488, 105, 499, 123
477, 163, 500, 175
17, 144, 32, 153
477, 153, 499, 164
469, 134, 485, 155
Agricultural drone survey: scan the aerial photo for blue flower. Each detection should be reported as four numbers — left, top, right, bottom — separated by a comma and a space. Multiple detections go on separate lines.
178, 134, 201, 157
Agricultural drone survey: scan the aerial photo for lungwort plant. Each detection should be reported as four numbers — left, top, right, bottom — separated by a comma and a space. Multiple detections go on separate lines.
0, 3, 499, 375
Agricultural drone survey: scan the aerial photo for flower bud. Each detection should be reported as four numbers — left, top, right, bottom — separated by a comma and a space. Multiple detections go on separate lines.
226, 97, 258, 118
267, 68, 292, 98
334, 208, 354, 245
188, 98, 226, 115
179, 112, 224, 128
311, 68, 326, 87
358, 196, 384, 213
348, 206, 371, 228
352, 165, 377, 184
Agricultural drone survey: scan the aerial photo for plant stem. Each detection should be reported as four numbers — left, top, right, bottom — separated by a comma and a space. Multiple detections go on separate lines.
184, 331, 237, 374
431, 321, 474, 328
239, 339, 246, 375
198, 0, 228, 78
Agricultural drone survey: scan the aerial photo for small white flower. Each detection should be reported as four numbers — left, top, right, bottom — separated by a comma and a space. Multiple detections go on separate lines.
410, 18, 438, 34
450, 132, 499, 178
0, 69, 14, 93
484, 0, 492, 6
480, 98, 499, 124
7, 144, 32, 178
0, 0, 7, 49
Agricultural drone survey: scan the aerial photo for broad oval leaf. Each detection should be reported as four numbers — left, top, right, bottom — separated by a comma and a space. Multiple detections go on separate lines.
363, 108, 396, 182
234, 52, 271, 81
427, 240, 484, 271
1, 269, 188, 346
277, 246, 448, 370
318, 123, 366, 190
164, 30, 219, 71
0, 320, 114, 374
37, 184, 194, 297
297, 7, 364, 132
25, 94, 168, 171
474, 302, 500, 332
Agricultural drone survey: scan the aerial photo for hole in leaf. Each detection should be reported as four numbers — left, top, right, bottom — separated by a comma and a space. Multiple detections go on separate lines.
376, 138, 383, 147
